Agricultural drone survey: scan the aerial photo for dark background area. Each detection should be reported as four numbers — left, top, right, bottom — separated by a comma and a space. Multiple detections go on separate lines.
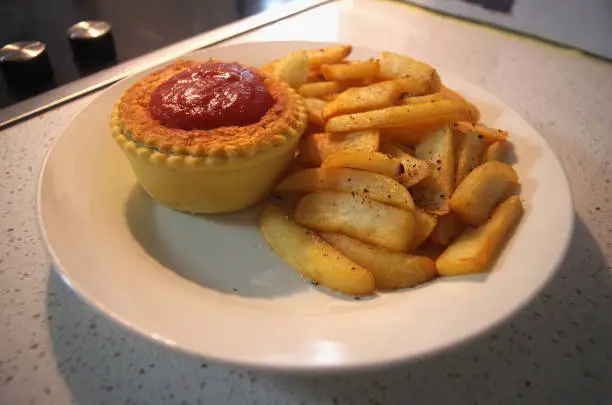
0, 0, 295, 109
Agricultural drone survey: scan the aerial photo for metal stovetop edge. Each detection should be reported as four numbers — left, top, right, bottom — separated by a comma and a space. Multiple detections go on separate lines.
0, 0, 334, 130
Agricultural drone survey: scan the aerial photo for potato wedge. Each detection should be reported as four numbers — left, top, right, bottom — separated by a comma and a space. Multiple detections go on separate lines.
299, 81, 349, 98
406, 208, 437, 252
321, 60, 379, 82
322, 232, 436, 290
295, 191, 415, 251
474, 123, 509, 141
379, 142, 410, 158
449, 161, 519, 226
307, 45, 352, 69
319, 93, 340, 102
437, 195, 523, 276
441, 86, 481, 121
454, 127, 485, 187
398, 92, 447, 105
377, 52, 442, 93
321, 150, 400, 178
380, 126, 435, 147
411, 126, 455, 214
265, 50, 309, 89
455, 122, 508, 142
307, 69, 325, 83
303, 98, 327, 128
430, 213, 466, 246
380, 144, 433, 187
322, 80, 404, 119
325, 99, 480, 133
391, 77, 434, 96
259, 204, 375, 295
300, 130, 380, 166
483, 140, 508, 163
399, 155, 433, 188
274, 168, 415, 211
401, 158, 433, 189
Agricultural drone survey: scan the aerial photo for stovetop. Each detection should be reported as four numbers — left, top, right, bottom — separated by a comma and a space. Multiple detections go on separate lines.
0, 0, 300, 124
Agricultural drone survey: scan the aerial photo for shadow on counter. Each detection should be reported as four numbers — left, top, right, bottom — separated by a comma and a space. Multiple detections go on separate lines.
44, 213, 612, 405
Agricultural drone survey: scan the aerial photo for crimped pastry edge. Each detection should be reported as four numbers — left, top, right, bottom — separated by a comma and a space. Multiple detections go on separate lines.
111, 106, 306, 170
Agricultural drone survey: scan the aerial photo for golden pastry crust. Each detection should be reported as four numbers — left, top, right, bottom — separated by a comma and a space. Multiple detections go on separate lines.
110, 58, 307, 213
115, 59, 305, 158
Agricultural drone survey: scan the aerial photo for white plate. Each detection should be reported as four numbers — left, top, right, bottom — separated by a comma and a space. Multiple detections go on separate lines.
38, 41, 573, 372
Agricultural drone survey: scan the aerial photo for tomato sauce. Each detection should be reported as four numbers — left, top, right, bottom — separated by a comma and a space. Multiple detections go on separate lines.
149, 62, 274, 130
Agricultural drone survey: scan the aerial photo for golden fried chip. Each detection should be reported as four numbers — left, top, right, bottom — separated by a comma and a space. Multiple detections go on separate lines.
303, 98, 327, 128
298, 81, 349, 98
300, 130, 380, 166
325, 100, 480, 133
436, 195, 523, 276
321, 60, 379, 82
307, 45, 353, 69
274, 168, 415, 211
411, 126, 455, 214
321, 150, 400, 178
322, 232, 436, 290
377, 51, 442, 93
322, 80, 403, 119
449, 161, 519, 226
295, 191, 415, 251
259, 204, 375, 295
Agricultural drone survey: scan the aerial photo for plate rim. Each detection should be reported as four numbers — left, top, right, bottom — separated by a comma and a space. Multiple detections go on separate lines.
37, 40, 575, 372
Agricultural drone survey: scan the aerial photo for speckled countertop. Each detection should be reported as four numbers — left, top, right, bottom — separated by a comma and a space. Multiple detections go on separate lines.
1, 1, 611, 404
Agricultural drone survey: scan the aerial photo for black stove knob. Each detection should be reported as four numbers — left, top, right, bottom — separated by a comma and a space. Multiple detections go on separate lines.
0, 41, 53, 84
67, 20, 116, 65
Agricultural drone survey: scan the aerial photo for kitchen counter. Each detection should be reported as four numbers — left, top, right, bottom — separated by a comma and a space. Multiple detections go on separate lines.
1, 0, 611, 404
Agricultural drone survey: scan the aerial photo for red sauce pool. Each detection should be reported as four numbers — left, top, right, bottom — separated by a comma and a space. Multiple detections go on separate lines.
149, 62, 275, 130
